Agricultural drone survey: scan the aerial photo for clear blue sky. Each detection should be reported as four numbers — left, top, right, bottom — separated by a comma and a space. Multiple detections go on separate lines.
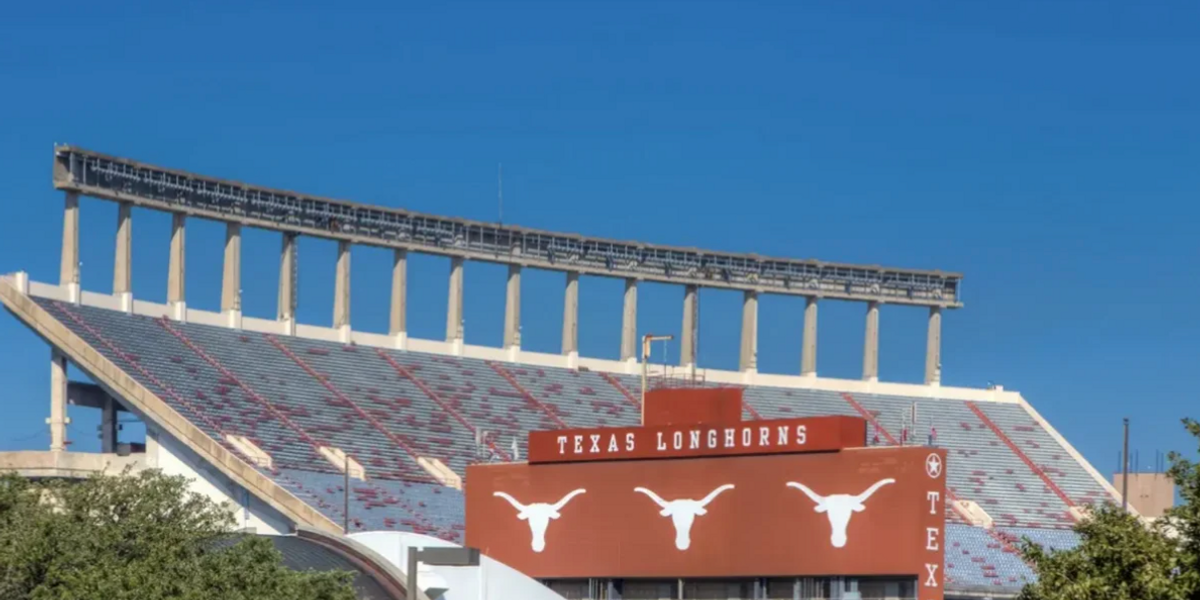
1, 1, 1196, 476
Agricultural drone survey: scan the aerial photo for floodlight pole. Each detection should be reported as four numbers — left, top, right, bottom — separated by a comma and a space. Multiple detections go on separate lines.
640, 334, 674, 425
1122, 418, 1130, 512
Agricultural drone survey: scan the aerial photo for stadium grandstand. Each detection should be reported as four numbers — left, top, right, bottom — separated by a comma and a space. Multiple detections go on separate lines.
0, 145, 1131, 599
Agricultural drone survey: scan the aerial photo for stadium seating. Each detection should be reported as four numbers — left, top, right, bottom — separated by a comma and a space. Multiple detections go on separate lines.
35, 297, 1097, 596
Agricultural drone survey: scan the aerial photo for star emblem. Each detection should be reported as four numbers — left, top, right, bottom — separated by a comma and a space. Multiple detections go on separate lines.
925, 453, 943, 479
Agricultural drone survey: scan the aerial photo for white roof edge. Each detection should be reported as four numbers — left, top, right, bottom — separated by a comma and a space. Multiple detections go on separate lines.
1016, 395, 1139, 516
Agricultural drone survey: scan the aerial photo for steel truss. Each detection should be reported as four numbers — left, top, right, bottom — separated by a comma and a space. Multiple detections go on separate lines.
53, 146, 962, 308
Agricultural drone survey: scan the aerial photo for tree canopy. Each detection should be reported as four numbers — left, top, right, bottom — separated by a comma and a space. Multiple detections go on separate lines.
1019, 418, 1200, 600
0, 468, 357, 600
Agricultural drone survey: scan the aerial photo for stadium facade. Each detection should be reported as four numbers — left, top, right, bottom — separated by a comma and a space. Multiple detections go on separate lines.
0, 146, 1130, 599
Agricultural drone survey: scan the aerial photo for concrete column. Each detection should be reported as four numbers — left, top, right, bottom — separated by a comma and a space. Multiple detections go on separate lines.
680, 285, 698, 369
446, 257, 464, 343
925, 306, 942, 385
48, 350, 69, 452
167, 213, 187, 319
862, 301, 880, 381
333, 241, 351, 340
278, 233, 297, 329
620, 278, 638, 363
801, 297, 818, 376
504, 264, 522, 350
221, 223, 242, 326
739, 291, 758, 372
100, 396, 118, 454
113, 202, 132, 311
60, 192, 80, 302
562, 271, 579, 358
389, 250, 407, 346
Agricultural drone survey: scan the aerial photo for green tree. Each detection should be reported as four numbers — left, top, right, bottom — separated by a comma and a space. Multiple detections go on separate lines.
1018, 418, 1200, 600
0, 469, 357, 600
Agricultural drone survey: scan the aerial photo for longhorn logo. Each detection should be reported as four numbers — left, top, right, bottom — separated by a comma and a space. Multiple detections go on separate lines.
633, 484, 734, 550
493, 489, 586, 553
785, 478, 895, 548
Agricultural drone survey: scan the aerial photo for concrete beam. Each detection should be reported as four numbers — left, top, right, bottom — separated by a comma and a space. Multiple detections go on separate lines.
389, 249, 407, 345
49, 350, 69, 452
862, 301, 880, 382
221, 223, 242, 319
925, 306, 942, 385
278, 233, 297, 327
168, 213, 187, 319
0, 279, 341, 533
562, 271, 579, 357
739, 290, 758, 372
333, 241, 351, 339
101, 396, 118, 454
67, 382, 128, 411
620, 278, 638, 362
801, 297, 818, 376
0, 451, 144, 480
446, 257, 464, 343
60, 192, 80, 302
503, 264, 521, 350
680, 285, 698, 369
113, 202, 132, 310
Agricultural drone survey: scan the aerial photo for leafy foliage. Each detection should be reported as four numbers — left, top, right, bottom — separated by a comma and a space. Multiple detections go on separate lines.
0, 469, 357, 600
1018, 418, 1200, 600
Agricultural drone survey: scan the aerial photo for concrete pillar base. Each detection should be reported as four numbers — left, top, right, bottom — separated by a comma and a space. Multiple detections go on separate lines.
505, 345, 520, 362
225, 310, 243, 330
280, 318, 296, 336
740, 369, 757, 385
169, 301, 187, 322
15, 271, 29, 295
863, 376, 879, 383
801, 371, 817, 379
44, 416, 71, 451
622, 357, 638, 374
928, 381, 941, 388
337, 324, 351, 344
450, 338, 464, 357
65, 283, 80, 304
117, 292, 133, 314
565, 351, 579, 370
393, 332, 408, 351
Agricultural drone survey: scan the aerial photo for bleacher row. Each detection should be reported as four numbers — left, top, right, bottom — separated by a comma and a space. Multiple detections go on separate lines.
37, 298, 1110, 593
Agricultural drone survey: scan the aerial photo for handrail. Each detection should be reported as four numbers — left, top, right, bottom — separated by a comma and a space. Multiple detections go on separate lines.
840, 392, 898, 445
486, 361, 570, 429
53, 303, 229, 445
157, 317, 330, 460
967, 401, 1076, 511
839, 391, 994, 531
375, 348, 511, 462
597, 371, 641, 408
740, 393, 765, 421
263, 334, 434, 483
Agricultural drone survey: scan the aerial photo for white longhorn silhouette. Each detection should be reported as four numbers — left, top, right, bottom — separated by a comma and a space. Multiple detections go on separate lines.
634, 484, 735, 550
493, 489, 586, 553
785, 478, 895, 548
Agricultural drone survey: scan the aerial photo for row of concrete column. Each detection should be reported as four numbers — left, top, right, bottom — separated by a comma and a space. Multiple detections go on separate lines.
58, 194, 945, 384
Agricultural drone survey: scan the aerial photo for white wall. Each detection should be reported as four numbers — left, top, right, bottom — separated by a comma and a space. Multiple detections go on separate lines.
351, 531, 567, 600
147, 426, 293, 535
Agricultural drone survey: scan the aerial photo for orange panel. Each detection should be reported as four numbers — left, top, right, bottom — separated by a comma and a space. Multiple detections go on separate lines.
466, 447, 947, 600
527, 416, 866, 464
643, 387, 743, 426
